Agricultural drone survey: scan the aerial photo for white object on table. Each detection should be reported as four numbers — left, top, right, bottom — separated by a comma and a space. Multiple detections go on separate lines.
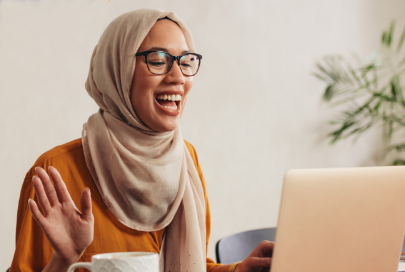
398, 260, 405, 272
67, 252, 158, 272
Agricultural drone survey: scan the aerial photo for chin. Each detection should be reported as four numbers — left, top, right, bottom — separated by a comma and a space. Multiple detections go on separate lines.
154, 120, 179, 132
160, 125, 179, 132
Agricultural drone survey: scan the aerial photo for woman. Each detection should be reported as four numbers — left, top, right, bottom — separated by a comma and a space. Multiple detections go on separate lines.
10, 9, 273, 272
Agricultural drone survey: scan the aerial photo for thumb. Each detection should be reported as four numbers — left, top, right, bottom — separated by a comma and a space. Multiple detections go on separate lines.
80, 188, 93, 222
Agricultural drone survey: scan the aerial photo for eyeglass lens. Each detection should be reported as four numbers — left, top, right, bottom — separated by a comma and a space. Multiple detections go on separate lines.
146, 52, 200, 76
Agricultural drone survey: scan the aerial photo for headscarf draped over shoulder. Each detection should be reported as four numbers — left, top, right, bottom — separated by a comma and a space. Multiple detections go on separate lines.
82, 9, 206, 272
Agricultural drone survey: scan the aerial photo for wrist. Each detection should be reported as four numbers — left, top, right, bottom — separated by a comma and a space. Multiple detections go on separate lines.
47, 251, 82, 271
229, 261, 242, 272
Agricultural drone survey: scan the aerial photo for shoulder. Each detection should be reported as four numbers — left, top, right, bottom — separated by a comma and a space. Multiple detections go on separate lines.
183, 141, 210, 208
184, 139, 196, 156
183, 140, 206, 182
36, 138, 83, 162
25, 138, 84, 179
15, 138, 86, 242
184, 139, 201, 168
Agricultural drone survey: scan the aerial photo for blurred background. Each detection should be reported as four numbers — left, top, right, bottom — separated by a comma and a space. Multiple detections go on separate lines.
1, 0, 405, 267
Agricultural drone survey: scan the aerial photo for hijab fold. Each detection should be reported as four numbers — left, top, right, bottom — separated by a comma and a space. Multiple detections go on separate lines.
82, 9, 206, 272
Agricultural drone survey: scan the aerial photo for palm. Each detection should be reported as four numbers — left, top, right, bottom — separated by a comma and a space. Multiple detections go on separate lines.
41, 200, 93, 260
28, 166, 94, 263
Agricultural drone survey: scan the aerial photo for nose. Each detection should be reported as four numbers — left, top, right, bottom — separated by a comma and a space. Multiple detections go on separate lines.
165, 60, 185, 85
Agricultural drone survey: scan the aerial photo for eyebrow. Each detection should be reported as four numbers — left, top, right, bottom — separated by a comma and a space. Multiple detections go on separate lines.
148, 47, 191, 55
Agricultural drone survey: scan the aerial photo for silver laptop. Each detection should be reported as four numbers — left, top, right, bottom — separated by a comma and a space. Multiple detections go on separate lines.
271, 166, 405, 272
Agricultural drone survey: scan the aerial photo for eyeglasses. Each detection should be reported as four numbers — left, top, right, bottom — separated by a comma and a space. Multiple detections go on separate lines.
135, 50, 202, 76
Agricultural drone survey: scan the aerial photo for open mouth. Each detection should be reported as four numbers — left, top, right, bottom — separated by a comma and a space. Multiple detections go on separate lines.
155, 93, 181, 112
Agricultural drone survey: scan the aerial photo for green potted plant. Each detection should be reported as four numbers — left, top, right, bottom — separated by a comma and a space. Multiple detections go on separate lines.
314, 22, 405, 165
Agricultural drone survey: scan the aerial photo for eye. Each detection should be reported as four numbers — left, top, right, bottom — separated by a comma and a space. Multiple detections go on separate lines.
181, 62, 192, 68
180, 55, 198, 68
147, 52, 169, 67
148, 60, 167, 67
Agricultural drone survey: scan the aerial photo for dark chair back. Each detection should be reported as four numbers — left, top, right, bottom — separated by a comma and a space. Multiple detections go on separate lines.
215, 227, 276, 264
216, 228, 405, 265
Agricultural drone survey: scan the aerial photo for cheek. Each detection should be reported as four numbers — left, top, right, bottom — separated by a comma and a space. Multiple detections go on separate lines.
180, 79, 193, 109
131, 66, 158, 108
184, 78, 194, 95
132, 64, 150, 93
131, 85, 153, 117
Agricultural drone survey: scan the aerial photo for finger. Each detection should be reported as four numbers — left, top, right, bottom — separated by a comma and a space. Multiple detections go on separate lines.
48, 166, 72, 203
244, 257, 272, 270
32, 176, 52, 215
35, 167, 59, 206
258, 240, 274, 257
28, 198, 47, 228
80, 188, 93, 222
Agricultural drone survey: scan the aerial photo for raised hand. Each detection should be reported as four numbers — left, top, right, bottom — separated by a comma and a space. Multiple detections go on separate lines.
28, 166, 94, 267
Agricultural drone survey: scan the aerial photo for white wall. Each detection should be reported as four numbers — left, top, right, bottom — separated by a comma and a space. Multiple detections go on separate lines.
1, 0, 405, 267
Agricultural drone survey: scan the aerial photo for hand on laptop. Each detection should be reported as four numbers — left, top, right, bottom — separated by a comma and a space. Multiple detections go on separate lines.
235, 240, 273, 272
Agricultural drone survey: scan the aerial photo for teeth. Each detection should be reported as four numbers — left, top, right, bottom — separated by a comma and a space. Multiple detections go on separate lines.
157, 94, 182, 101
163, 105, 178, 110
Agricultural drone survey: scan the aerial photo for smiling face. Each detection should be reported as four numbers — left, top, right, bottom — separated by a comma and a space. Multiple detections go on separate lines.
130, 19, 193, 132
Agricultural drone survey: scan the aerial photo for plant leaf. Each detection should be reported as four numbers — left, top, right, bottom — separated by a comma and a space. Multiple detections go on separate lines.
397, 25, 405, 53
323, 84, 335, 101
312, 72, 328, 82
387, 21, 396, 47
382, 31, 387, 46
392, 159, 405, 165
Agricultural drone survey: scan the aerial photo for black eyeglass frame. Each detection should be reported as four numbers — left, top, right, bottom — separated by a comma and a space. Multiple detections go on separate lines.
135, 50, 203, 76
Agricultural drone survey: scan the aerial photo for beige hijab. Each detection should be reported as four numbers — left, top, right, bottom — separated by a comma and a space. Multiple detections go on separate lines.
82, 9, 206, 272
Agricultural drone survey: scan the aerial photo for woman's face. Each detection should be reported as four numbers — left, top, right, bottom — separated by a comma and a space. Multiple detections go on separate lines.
131, 19, 193, 132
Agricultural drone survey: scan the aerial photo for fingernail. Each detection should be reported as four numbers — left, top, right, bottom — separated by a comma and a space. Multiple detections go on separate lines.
87, 187, 91, 196
32, 176, 36, 181
28, 198, 31, 204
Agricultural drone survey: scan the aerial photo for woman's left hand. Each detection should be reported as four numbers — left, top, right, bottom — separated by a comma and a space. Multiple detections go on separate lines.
235, 240, 274, 272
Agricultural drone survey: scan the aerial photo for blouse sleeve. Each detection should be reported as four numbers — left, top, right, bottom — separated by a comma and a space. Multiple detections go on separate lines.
11, 141, 223, 272
184, 141, 223, 272
10, 167, 54, 272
